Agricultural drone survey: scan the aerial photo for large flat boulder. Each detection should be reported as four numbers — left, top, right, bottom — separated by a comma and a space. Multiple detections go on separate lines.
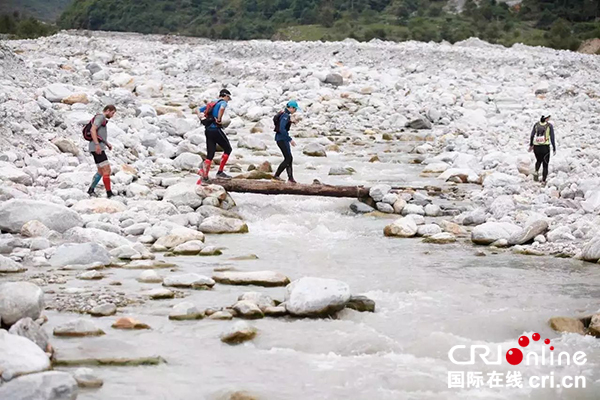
71, 198, 126, 214
285, 277, 351, 317
0, 371, 78, 399
471, 222, 521, 245
0, 200, 82, 233
581, 236, 600, 262
199, 216, 248, 234
508, 220, 549, 246
212, 271, 290, 287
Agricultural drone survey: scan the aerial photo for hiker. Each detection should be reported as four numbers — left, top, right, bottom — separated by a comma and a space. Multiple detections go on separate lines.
196, 89, 233, 184
273, 100, 299, 184
529, 115, 556, 184
87, 105, 117, 198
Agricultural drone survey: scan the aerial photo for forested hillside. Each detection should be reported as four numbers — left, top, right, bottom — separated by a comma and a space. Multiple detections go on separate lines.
0, 0, 72, 22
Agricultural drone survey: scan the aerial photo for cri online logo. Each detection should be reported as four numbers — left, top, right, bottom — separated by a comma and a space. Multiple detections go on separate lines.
449, 333, 587, 366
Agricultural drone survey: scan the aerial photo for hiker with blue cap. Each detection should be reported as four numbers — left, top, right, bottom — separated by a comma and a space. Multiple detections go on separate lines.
272, 100, 299, 183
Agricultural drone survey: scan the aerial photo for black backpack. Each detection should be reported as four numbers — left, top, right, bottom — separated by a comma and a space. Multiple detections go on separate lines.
82, 115, 107, 142
273, 111, 283, 133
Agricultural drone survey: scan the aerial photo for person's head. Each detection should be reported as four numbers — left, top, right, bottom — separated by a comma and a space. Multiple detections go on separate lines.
540, 115, 551, 123
103, 105, 117, 119
219, 89, 232, 102
286, 100, 300, 114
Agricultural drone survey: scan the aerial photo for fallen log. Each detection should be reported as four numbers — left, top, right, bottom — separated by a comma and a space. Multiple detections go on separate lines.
210, 178, 371, 199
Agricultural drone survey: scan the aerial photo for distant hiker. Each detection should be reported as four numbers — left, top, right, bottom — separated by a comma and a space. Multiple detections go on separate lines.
273, 100, 299, 184
196, 89, 232, 184
529, 115, 556, 184
86, 105, 116, 198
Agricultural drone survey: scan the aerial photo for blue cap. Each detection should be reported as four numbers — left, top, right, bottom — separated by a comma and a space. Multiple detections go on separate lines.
286, 100, 300, 110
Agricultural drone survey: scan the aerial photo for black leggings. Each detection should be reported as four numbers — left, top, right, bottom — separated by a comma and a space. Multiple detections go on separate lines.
533, 145, 551, 181
205, 128, 232, 160
275, 140, 294, 180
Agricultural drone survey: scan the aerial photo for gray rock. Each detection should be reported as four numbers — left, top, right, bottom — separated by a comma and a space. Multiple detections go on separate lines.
402, 204, 425, 216
199, 216, 248, 234
145, 288, 175, 300
220, 321, 257, 344
302, 143, 327, 157
346, 295, 376, 312
350, 201, 374, 214
329, 166, 355, 175
0, 254, 26, 273
169, 302, 204, 320
173, 152, 202, 171
163, 182, 204, 209
53, 319, 105, 337
376, 202, 394, 213
237, 292, 275, 312
508, 220, 549, 246
163, 273, 215, 289
547, 226, 576, 243
232, 300, 264, 319
0, 329, 50, 381
416, 224, 442, 237
369, 184, 391, 202
285, 277, 351, 317
0, 371, 77, 399
50, 243, 111, 268
89, 304, 117, 317
325, 73, 344, 86
212, 270, 290, 287
424, 204, 441, 217
581, 235, 600, 262
423, 232, 457, 244
209, 310, 234, 320
73, 368, 103, 388
8, 318, 50, 353
471, 222, 522, 245
459, 208, 487, 226
0, 199, 83, 233
0, 282, 44, 327
406, 116, 432, 130
137, 270, 163, 284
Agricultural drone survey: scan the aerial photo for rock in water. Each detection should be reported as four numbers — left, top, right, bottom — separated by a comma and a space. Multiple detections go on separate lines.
53, 320, 105, 337
232, 301, 264, 319
0, 371, 78, 399
0, 254, 26, 273
302, 143, 327, 157
169, 302, 204, 320
0, 282, 44, 327
163, 273, 215, 290
350, 201, 375, 214
369, 184, 391, 202
0, 199, 83, 233
89, 304, 117, 317
580, 235, 600, 262
0, 329, 51, 381
471, 222, 522, 245
548, 317, 585, 335
384, 217, 418, 238
237, 292, 275, 311
137, 270, 163, 283
220, 321, 258, 344
49, 243, 111, 268
508, 220, 549, 246
285, 277, 351, 317
423, 232, 457, 244
112, 317, 150, 330
212, 270, 290, 287
8, 318, 50, 353
199, 216, 249, 234
73, 368, 103, 388
345, 295, 376, 312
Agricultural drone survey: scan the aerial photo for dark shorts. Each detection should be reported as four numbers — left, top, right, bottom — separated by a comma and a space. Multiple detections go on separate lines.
92, 151, 109, 167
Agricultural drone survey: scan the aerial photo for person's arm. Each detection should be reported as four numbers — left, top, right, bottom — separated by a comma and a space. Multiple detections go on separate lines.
550, 124, 556, 152
529, 124, 536, 148
279, 113, 291, 142
216, 102, 227, 124
91, 116, 102, 154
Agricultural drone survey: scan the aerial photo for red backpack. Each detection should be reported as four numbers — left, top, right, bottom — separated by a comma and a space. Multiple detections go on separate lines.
82, 115, 107, 142
201, 99, 225, 127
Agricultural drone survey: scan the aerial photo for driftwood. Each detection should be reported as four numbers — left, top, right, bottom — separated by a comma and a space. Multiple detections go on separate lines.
209, 178, 443, 199
210, 178, 370, 199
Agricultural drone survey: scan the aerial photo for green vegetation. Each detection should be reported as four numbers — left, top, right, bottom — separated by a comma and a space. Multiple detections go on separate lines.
0, 12, 57, 39
0, 0, 73, 22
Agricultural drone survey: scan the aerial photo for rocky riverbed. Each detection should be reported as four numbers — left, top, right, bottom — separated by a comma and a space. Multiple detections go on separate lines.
1, 31, 600, 399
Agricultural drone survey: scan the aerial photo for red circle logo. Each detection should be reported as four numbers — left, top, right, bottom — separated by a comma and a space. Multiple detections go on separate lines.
506, 348, 523, 365
518, 336, 530, 347
532, 333, 540, 341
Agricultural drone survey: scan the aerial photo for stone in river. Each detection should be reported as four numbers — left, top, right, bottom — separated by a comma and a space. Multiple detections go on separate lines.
73, 367, 104, 388
383, 217, 417, 238
163, 273, 215, 290
548, 317, 585, 335
199, 246, 223, 256
423, 232, 457, 244
199, 216, 249, 234
209, 310, 234, 320
0, 329, 50, 381
237, 292, 275, 311
0, 371, 78, 400
112, 317, 151, 330
137, 270, 163, 283
123, 260, 175, 269
345, 295, 376, 313
145, 288, 175, 300
89, 304, 117, 317
8, 317, 50, 353
263, 306, 288, 317
285, 277, 351, 317
169, 302, 205, 321
53, 319, 105, 337
220, 321, 258, 344
350, 201, 374, 214
508, 220, 549, 246
232, 301, 264, 319
78, 271, 105, 280
0, 254, 26, 273
212, 270, 290, 287
172, 240, 206, 255
471, 222, 521, 245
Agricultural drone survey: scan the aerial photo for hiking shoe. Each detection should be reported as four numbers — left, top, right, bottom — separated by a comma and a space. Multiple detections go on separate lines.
87, 188, 96, 197
272, 176, 284, 182
216, 171, 231, 179
106, 190, 114, 199
533, 172, 539, 182
288, 179, 297, 185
